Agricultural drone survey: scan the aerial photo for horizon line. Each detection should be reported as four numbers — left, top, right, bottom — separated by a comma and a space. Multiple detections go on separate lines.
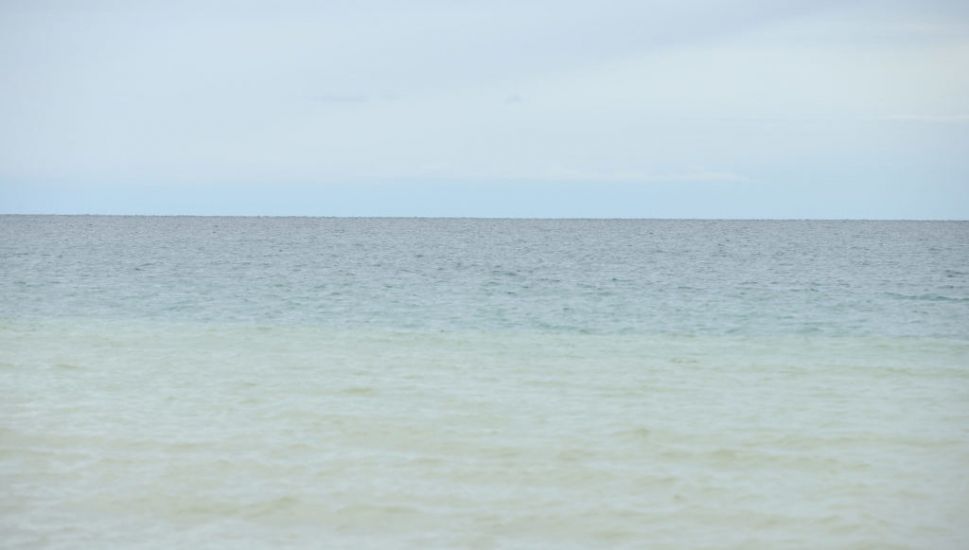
2, 213, 966, 222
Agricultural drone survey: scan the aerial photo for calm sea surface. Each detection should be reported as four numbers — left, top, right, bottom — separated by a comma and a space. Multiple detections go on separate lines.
1, 216, 968, 548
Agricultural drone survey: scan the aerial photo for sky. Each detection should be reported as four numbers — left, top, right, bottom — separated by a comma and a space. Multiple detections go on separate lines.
1, 0, 967, 218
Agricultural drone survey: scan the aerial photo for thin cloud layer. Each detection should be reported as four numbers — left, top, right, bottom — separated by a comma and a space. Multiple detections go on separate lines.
0, 0, 966, 216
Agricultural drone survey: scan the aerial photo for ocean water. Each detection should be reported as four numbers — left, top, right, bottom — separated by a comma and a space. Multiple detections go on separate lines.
1, 216, 967, 548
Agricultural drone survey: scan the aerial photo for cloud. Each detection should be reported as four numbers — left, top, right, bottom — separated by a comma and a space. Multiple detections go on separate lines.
880, 114, 969, 124
0, 0, 965, 218
529, 167, 753, 185
653, 170, 753, 184
308, 93, 371, 104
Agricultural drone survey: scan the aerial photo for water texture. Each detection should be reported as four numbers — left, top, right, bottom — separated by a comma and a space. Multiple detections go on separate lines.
1, 216, 968, 548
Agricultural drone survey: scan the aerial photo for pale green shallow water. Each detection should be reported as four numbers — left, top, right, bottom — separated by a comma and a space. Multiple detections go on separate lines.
3, 322, 968, 549
2, 217, 968, 548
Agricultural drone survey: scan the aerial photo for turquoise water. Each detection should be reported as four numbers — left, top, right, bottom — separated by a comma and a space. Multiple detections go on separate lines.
2, 216, 968, 548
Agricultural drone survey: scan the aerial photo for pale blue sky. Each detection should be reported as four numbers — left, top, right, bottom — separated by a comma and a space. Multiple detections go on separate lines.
1, 0, 967, 218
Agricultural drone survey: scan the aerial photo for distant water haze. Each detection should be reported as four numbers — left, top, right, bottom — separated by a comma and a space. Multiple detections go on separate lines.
1, 216, 968, 547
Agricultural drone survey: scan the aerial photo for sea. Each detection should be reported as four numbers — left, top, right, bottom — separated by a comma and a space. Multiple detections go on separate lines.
1, 215, 967, 549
